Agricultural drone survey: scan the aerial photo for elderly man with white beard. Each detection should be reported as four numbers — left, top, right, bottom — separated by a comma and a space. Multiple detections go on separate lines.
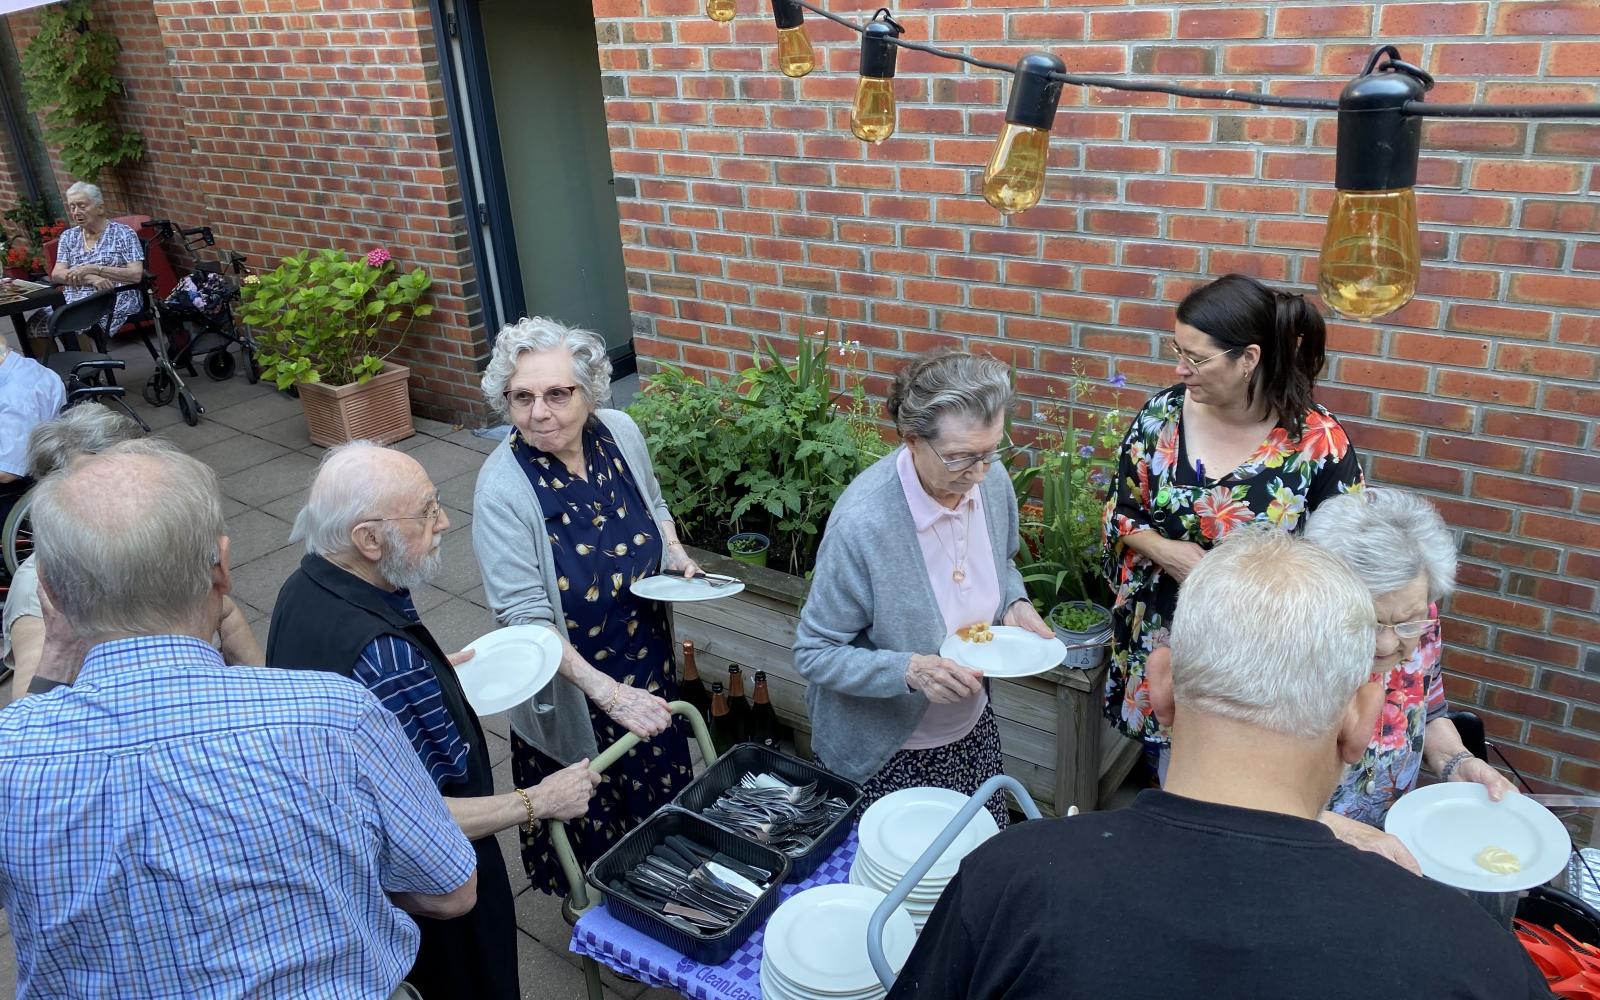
267, 442, 599, 1000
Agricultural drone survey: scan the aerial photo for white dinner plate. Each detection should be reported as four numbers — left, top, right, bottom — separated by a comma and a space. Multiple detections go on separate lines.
1385, 782, 1571, 892
858, 787, 999, 882
763, 884, 916, 995
628, 573, 746, 603
455, 624, 562, 716
939, 625, 1067, 678
851, 855, 947, 898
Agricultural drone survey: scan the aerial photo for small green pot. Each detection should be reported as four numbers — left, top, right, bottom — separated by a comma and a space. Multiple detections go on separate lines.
727, 532, 770, 568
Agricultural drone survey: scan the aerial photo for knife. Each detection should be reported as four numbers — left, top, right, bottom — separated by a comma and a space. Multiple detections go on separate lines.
658, 568, 740, 586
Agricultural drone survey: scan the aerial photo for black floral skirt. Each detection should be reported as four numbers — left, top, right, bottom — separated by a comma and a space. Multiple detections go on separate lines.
857, 705, 1010, 829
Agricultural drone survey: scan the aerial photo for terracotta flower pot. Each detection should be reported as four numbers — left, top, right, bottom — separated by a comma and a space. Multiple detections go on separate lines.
296, 361, 415, 447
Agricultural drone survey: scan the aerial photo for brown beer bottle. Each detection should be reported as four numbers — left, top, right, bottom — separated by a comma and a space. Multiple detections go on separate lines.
708, 682, 735, 757
751, 670, 782, 751
679, 640, 711, 721
725, 663, 751, 745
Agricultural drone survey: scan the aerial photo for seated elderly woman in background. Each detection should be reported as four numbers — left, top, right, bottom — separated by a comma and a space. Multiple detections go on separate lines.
1305, 488, 1516, 871
472, 316, 699, 894
2, 407, 260, 697
45, 182, 146, 347
794, 350, 1051, 827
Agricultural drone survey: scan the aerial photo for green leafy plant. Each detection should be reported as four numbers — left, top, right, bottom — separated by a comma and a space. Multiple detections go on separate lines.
239, 247, 433, 390
728, 535, 767, 554
19, 0, 143, 182
1013, 365, 1125, 615
629, 330, 885, 575
1050, 601, 1110, 633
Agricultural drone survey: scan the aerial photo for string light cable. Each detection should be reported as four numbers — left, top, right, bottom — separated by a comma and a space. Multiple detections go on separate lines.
721, 1, 1600, 320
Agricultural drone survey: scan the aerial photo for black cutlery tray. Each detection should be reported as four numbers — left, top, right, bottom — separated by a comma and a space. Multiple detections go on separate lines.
587, 807, 791, 964
672, 742, 863, 881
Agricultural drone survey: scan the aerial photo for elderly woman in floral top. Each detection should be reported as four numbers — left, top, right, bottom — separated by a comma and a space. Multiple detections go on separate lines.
1306, 489, 1516, 871
1102, 274, 1363, 774
47, 181, 146, 345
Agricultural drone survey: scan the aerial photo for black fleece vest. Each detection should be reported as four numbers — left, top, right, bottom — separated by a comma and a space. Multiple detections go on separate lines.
265, 554, 493, 798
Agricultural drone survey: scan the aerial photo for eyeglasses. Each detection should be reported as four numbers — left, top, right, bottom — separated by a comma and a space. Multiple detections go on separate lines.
502, 386, 579, 411
1162, 338, 1238, 370
363, 495, 443, 526
925, 440, 1014, 472
1378, 618, 1438, 640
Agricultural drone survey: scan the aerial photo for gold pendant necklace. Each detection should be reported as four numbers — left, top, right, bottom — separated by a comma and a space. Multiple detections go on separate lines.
931, 506, 970, 583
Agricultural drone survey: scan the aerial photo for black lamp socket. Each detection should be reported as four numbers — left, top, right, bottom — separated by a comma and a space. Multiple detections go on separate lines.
1005, 52, 1066, 131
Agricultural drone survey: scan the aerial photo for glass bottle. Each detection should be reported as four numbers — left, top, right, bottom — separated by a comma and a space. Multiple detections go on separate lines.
709, 682, 735, 757
678, 640, 711, 721
751, 670, 782, 751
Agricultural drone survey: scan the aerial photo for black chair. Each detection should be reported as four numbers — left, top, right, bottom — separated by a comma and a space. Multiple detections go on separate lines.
41, 287, 151, 432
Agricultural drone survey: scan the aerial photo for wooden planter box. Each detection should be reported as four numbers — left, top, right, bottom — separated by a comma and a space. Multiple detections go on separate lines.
671, 545, 1143, 815
297, 361, 415, 447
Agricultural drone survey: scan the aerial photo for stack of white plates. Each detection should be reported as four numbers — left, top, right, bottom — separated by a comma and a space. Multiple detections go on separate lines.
849, 786, 1000, 931
760, 884, 916, 999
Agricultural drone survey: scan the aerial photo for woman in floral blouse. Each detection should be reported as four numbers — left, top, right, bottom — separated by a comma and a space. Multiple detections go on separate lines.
1102, 274, 1363, 772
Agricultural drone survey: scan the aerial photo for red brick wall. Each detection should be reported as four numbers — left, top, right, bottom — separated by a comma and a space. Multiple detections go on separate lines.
2, 1, 488, 422
594, 1, 1600, 795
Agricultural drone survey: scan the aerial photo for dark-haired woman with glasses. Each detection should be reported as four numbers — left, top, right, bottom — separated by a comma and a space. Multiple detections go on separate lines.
795, 349, 1052, 827
1102, 274, 1364, 775
471, 316, 696, 894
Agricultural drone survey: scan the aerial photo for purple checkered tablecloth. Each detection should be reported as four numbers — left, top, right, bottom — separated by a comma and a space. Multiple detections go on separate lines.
572, 829, 860, 999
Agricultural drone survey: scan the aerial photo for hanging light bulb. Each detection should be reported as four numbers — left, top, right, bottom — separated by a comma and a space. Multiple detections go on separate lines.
769, 0, 814, 79
983, 52, 1066, 215
1319, 45, 1433, 320
706, 0, 735, 23
851, 10, 903, 144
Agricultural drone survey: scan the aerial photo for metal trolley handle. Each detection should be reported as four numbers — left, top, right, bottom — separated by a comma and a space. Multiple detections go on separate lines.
549, 700, 716, 914
866, 774, 1045, 989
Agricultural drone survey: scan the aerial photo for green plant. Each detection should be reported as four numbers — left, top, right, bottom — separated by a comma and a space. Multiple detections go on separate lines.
4, 198, 52, 250
240, 247, 433, 389
728, 535, 767, 554
629, 329, 883, 575
1013, 365, 1125, 612
19, 0, 143, 182
1049, 601, 1111, 633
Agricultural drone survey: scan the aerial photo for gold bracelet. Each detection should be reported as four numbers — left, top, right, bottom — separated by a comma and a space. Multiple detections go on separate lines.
605, 679, 624, 714
514, 787, 537, 830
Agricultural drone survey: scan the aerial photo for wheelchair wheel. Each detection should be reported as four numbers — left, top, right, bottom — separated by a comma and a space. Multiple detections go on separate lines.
3, 490, 33, 578
178, 391, 200, 427
144, 371, 176, 407
205, 350, 236, 382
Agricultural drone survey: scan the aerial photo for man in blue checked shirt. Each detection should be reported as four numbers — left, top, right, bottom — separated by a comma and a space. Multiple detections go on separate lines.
0, 442, 479, 1000
267, 442, 600, 1000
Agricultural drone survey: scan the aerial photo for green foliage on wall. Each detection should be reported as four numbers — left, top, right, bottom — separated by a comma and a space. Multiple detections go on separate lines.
19, 0, 143, 183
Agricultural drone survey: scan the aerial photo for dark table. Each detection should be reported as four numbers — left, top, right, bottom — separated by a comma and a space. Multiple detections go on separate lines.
0, 283, 64, 360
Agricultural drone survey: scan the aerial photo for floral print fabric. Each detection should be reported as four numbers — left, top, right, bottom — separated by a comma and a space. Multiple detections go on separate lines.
55, 221, 145, 339
1328, 609, 1447, 826
1101, 385, 1364, 741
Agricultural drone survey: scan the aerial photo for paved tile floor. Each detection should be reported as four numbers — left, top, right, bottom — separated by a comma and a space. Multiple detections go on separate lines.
0, 337, 659, 999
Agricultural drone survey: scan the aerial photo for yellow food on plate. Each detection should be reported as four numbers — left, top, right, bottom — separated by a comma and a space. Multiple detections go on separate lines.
1474, 846, 1521, 875
956, 623, 995, 644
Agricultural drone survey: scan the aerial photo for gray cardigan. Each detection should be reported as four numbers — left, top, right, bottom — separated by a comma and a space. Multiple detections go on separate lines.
792, 449, 1029, 783
472, 408, 674, 764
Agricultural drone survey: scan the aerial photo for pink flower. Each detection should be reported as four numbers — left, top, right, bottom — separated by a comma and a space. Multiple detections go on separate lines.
366, 247, 392, 268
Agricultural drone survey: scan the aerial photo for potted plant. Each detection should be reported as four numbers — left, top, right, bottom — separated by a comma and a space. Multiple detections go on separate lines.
1012, 367, 1124, 670
726, 532, 771, 568
240, 247, 433, 446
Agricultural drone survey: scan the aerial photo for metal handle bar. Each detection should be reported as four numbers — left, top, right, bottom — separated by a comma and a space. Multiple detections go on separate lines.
550, 700, 716, 914
867, 774, 1044, 989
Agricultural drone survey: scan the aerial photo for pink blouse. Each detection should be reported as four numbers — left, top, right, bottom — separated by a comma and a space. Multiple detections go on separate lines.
896, 447, 999, 750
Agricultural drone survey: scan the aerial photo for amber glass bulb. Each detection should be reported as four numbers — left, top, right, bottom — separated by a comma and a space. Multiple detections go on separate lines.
706, 0, 735, 21
1318, 187, 1419, 320
851, 77, 895, 143
983, 122, 1050, 215
776, 25, 814, 78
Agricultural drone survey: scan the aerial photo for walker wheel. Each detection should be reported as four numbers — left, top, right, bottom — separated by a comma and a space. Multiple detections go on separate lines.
144, 371, 176, 407
204, 350, 236, 382
178, 391, 199, 427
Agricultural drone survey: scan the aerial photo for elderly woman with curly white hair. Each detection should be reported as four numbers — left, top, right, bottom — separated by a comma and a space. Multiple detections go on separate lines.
471, 316, 699, 894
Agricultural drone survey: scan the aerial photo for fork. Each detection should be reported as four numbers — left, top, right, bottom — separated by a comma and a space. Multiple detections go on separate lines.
659, 568, 739, 588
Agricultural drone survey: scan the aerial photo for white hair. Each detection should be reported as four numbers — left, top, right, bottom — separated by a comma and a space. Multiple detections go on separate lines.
26, 405, 144, 480
1169, 527, 1377, 738
65, 181, 104, 208
481, 316, 612, 420
291, 441, 398, 557
32, 441, 223, 638
1304, 489, 1457, 603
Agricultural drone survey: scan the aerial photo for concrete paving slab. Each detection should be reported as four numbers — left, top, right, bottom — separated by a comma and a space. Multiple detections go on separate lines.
431, 532, 486, 595
414, 417, 459, 438
251, 414, 316, 451
444, 427, 501, 455
419, 597, 498, 657
206, 392, 304, 432
463, 584, 492, 611
228, 544, 307, 611
408, 437, 489, 486
220, 451, 322, 507
409, 582, 452, 616
436, 471, 478, 514
223, 509, 296, 567
260, 488, 310, 525
156, 416, 244, 451
189, 434, 291, 479
515, 927, 630, 1000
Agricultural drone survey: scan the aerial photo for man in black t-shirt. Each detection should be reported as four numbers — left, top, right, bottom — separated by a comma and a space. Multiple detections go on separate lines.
889, 529, 1550, 1000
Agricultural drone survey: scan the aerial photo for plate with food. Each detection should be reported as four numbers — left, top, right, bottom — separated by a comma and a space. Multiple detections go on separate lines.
939, 624, 1067, 679
1384, 781, 1570, 892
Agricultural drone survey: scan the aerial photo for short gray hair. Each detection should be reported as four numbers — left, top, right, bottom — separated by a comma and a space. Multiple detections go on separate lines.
482, 316, 612, 420
32, 441, 224, 638
1170, 527, 1376, 738
1304, 488, 1457, 603
885, 350, 1014, 442
26, 405, 144, 480
65, 181, 104, 207
291, 441, 398, 557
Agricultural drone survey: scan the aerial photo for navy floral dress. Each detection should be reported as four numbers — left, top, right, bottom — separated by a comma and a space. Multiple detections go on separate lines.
508, 421, 693, 895
1101, 386, 1364, 743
